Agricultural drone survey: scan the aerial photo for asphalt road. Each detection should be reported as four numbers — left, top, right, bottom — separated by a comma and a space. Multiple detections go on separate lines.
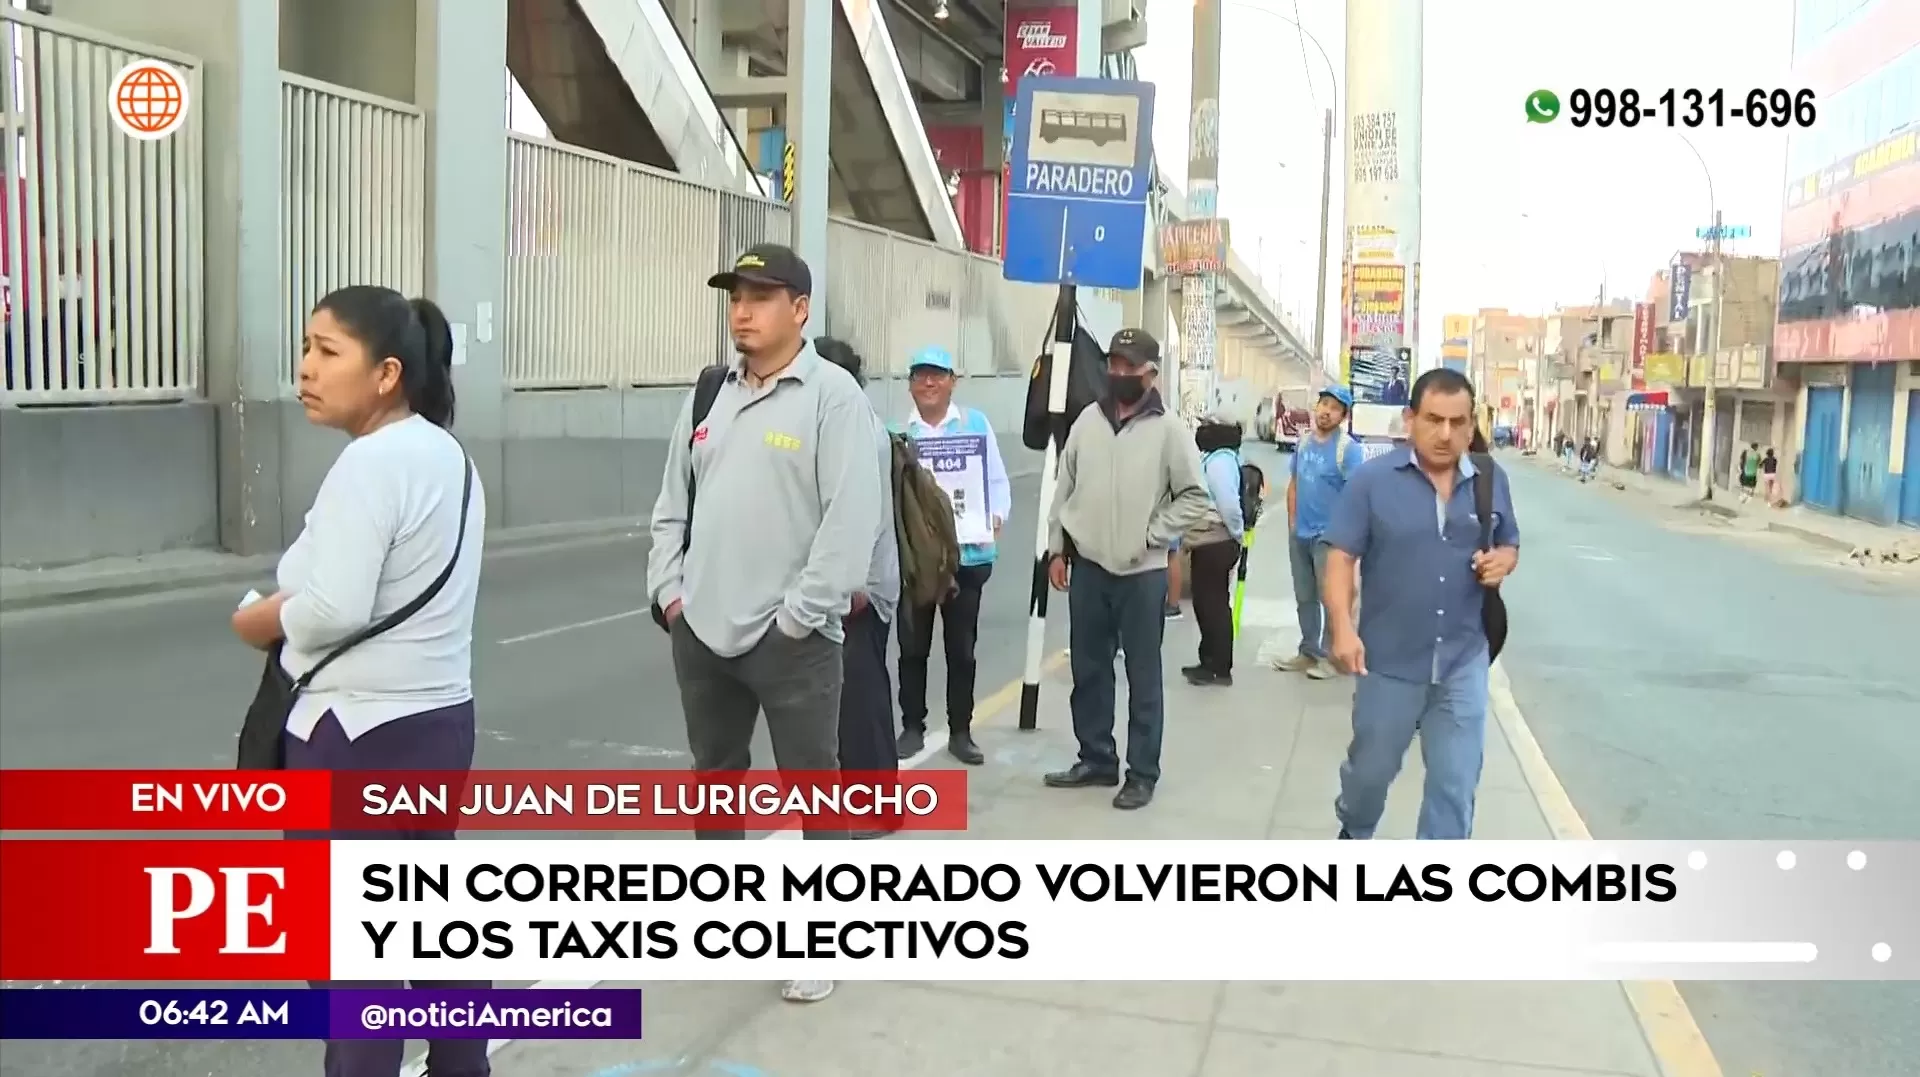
0, 472, 1060, 1077
1495, 456, 1920, 1077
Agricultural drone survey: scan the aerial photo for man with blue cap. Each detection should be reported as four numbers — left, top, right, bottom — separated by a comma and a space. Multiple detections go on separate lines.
1273, 383, 1365, 680
893, 345, 1011, 765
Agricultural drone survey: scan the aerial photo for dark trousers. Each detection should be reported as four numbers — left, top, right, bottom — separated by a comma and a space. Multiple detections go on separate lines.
669, 618, 846, 840
838, 607, 898, 775
898, 562, 993, 734
285, 704, 489, 1077
1188, 538, 1240, 674
1066, 560, 1168, 784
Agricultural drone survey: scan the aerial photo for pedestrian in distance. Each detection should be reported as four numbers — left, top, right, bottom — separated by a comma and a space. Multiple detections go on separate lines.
892, 346, 1011, 766
229, 286, 489, 1077
1321, 367, 1521, 840
1738, 442, 1762, 503
647, 244, 884, 1002
1182, 412, 1250, 687
1043, 328, 1212, 810
1271, 386, 1365, 680
813, 337, 905, 838
1760, 447, 1782, 506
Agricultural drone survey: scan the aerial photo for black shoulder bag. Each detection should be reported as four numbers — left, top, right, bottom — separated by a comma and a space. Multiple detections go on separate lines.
1469, 452, 1509, 662
651, 365, 729, 632
236, 458, 476, 770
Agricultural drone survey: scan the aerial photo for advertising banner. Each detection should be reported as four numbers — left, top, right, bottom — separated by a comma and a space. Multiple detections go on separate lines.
1669, 262, 1692, 322
1159, 219, 1231, 276
1348, 264, 1410, 407
1006, 9, 1076, 89
1631, 302, 1653, 391
1644, 352, 1684, 386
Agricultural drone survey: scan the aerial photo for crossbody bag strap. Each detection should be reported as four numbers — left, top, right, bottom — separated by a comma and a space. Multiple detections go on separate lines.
292, 456, 476, 691
1469, 452, 1496, 551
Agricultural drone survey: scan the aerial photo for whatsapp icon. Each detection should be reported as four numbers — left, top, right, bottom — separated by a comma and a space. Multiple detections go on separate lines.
1526, 90, 1561, 124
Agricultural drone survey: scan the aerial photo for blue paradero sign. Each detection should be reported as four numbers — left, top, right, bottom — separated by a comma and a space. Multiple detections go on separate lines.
1003, 76, 1156, 291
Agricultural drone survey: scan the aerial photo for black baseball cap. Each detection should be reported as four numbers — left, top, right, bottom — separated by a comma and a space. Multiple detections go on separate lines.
708, 243, 812, 295
1108, 328, 1161, 367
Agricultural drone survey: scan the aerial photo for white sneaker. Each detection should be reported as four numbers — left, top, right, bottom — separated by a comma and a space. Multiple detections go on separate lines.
781, 979, 834, 1002
1271, 653, 1316, 672
1305, 659, 1339, 680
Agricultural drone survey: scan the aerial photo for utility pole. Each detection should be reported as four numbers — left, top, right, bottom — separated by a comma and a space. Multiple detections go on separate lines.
1312, 107, 1333, 370
1180, 0, 1224, 423
1697, 209, 1723, 500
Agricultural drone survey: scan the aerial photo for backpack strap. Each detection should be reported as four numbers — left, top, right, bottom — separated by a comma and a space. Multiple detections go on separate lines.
294, 456, 475, 691
681, 365, 730, 555
1469, 452, 1496, 551
1333, 431, 1352, 478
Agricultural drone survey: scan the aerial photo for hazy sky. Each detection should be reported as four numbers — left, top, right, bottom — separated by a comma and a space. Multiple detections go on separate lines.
1141, 0, 1796, 369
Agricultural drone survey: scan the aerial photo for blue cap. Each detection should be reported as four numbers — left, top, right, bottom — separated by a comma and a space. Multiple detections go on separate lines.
908, 347, 955, 373
1319, 385, 1355, 411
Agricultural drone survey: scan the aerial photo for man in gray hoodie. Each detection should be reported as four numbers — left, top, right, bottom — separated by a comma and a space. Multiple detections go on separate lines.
1043, 328, 1212, 809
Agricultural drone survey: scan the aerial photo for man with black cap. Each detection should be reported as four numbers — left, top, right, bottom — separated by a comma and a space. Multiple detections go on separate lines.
1043, 328, 1212, 810
649, 243, 883, 999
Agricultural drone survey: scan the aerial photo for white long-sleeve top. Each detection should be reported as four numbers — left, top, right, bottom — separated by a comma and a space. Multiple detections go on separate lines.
276, 415, 485, 741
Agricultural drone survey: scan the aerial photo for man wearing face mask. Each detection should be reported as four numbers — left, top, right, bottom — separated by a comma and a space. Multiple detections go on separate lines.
1044, 329, 1213, 810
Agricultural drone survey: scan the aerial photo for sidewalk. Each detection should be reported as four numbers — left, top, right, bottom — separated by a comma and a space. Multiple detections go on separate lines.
1518, 448, 1918, 560
486, 529, 1692, 1077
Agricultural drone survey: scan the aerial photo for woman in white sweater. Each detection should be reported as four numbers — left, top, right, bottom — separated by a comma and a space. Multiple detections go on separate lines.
230, 285, 488, 1077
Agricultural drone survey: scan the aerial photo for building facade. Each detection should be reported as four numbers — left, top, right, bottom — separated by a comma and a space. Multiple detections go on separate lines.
1441, 312, 1471, 374
1775, 0, 1920, 525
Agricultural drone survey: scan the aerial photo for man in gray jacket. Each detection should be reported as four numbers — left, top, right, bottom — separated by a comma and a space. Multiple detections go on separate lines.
1043, 328, 1212, 809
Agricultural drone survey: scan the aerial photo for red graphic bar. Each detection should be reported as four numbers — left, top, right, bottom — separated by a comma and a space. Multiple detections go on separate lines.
0, 840, 331, 981
1793, 0, 1920, 97
0, 770, 332, 831
0, 770, 969, 832
1774, 307, 1920, 364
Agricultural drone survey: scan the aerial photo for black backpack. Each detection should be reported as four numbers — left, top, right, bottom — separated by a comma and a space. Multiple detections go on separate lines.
1205, 449, 1267, 532
1469, 451, 1509, 661
650, 365, 730, 632
1022, 323, 1109, 451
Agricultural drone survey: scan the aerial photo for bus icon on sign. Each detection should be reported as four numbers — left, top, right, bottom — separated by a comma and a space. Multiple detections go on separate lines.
1038, 108, 1128, 147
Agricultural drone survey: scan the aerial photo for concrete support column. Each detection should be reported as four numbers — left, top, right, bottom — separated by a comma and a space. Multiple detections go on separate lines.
416, 0, 509, 521
215, 0, 287, 555
785, 0, 832, 323
1180, 0, 1223, 423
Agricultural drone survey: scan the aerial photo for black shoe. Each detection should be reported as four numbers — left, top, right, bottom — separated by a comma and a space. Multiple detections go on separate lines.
1112, 778, 1156, 810
947, 731, 985, 765
1183, 666, 1233, 687
896, 726, 925, 760
1180, 663, 1207, 679
1337, 828, 1353, 839
1043, 762, 1121, 788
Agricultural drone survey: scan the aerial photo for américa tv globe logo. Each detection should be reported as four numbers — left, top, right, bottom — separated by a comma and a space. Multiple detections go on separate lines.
108, 58, 190, 141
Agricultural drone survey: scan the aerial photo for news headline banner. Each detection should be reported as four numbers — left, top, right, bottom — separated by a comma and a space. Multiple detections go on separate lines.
0, 770, 966, 832
0, 988, 641, 1041
1, 840, 1909, 982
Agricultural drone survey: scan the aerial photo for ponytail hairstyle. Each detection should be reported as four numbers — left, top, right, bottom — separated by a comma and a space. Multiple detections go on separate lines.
313, 286, 458, 428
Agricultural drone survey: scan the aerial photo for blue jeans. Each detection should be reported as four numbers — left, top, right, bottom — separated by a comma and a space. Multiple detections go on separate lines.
1334, 657, 1490, 840
1067, 559, 1168, 783
1288, 535, 1330, 659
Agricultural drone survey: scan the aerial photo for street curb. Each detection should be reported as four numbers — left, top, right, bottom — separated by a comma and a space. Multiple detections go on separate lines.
0, 519, 647, 613
1488, 663, 1726, 1077
1761, 519, 1858, 552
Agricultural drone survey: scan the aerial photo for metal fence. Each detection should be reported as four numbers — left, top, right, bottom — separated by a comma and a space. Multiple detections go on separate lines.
0, 9, 204, 404
279, 73, 425, 384
503, 133, 1054, 388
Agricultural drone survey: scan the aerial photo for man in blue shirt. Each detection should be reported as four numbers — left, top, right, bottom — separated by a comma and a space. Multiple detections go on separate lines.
1321, 367, 1521, 840
893, 346, 1012, 766
1273, 386, 1365, 680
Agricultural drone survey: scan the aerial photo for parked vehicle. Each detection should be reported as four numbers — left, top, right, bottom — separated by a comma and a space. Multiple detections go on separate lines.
1271, 387, 1312, 451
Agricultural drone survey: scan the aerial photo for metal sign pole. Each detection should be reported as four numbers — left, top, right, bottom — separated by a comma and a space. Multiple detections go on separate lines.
1019, 285, 1076, 731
